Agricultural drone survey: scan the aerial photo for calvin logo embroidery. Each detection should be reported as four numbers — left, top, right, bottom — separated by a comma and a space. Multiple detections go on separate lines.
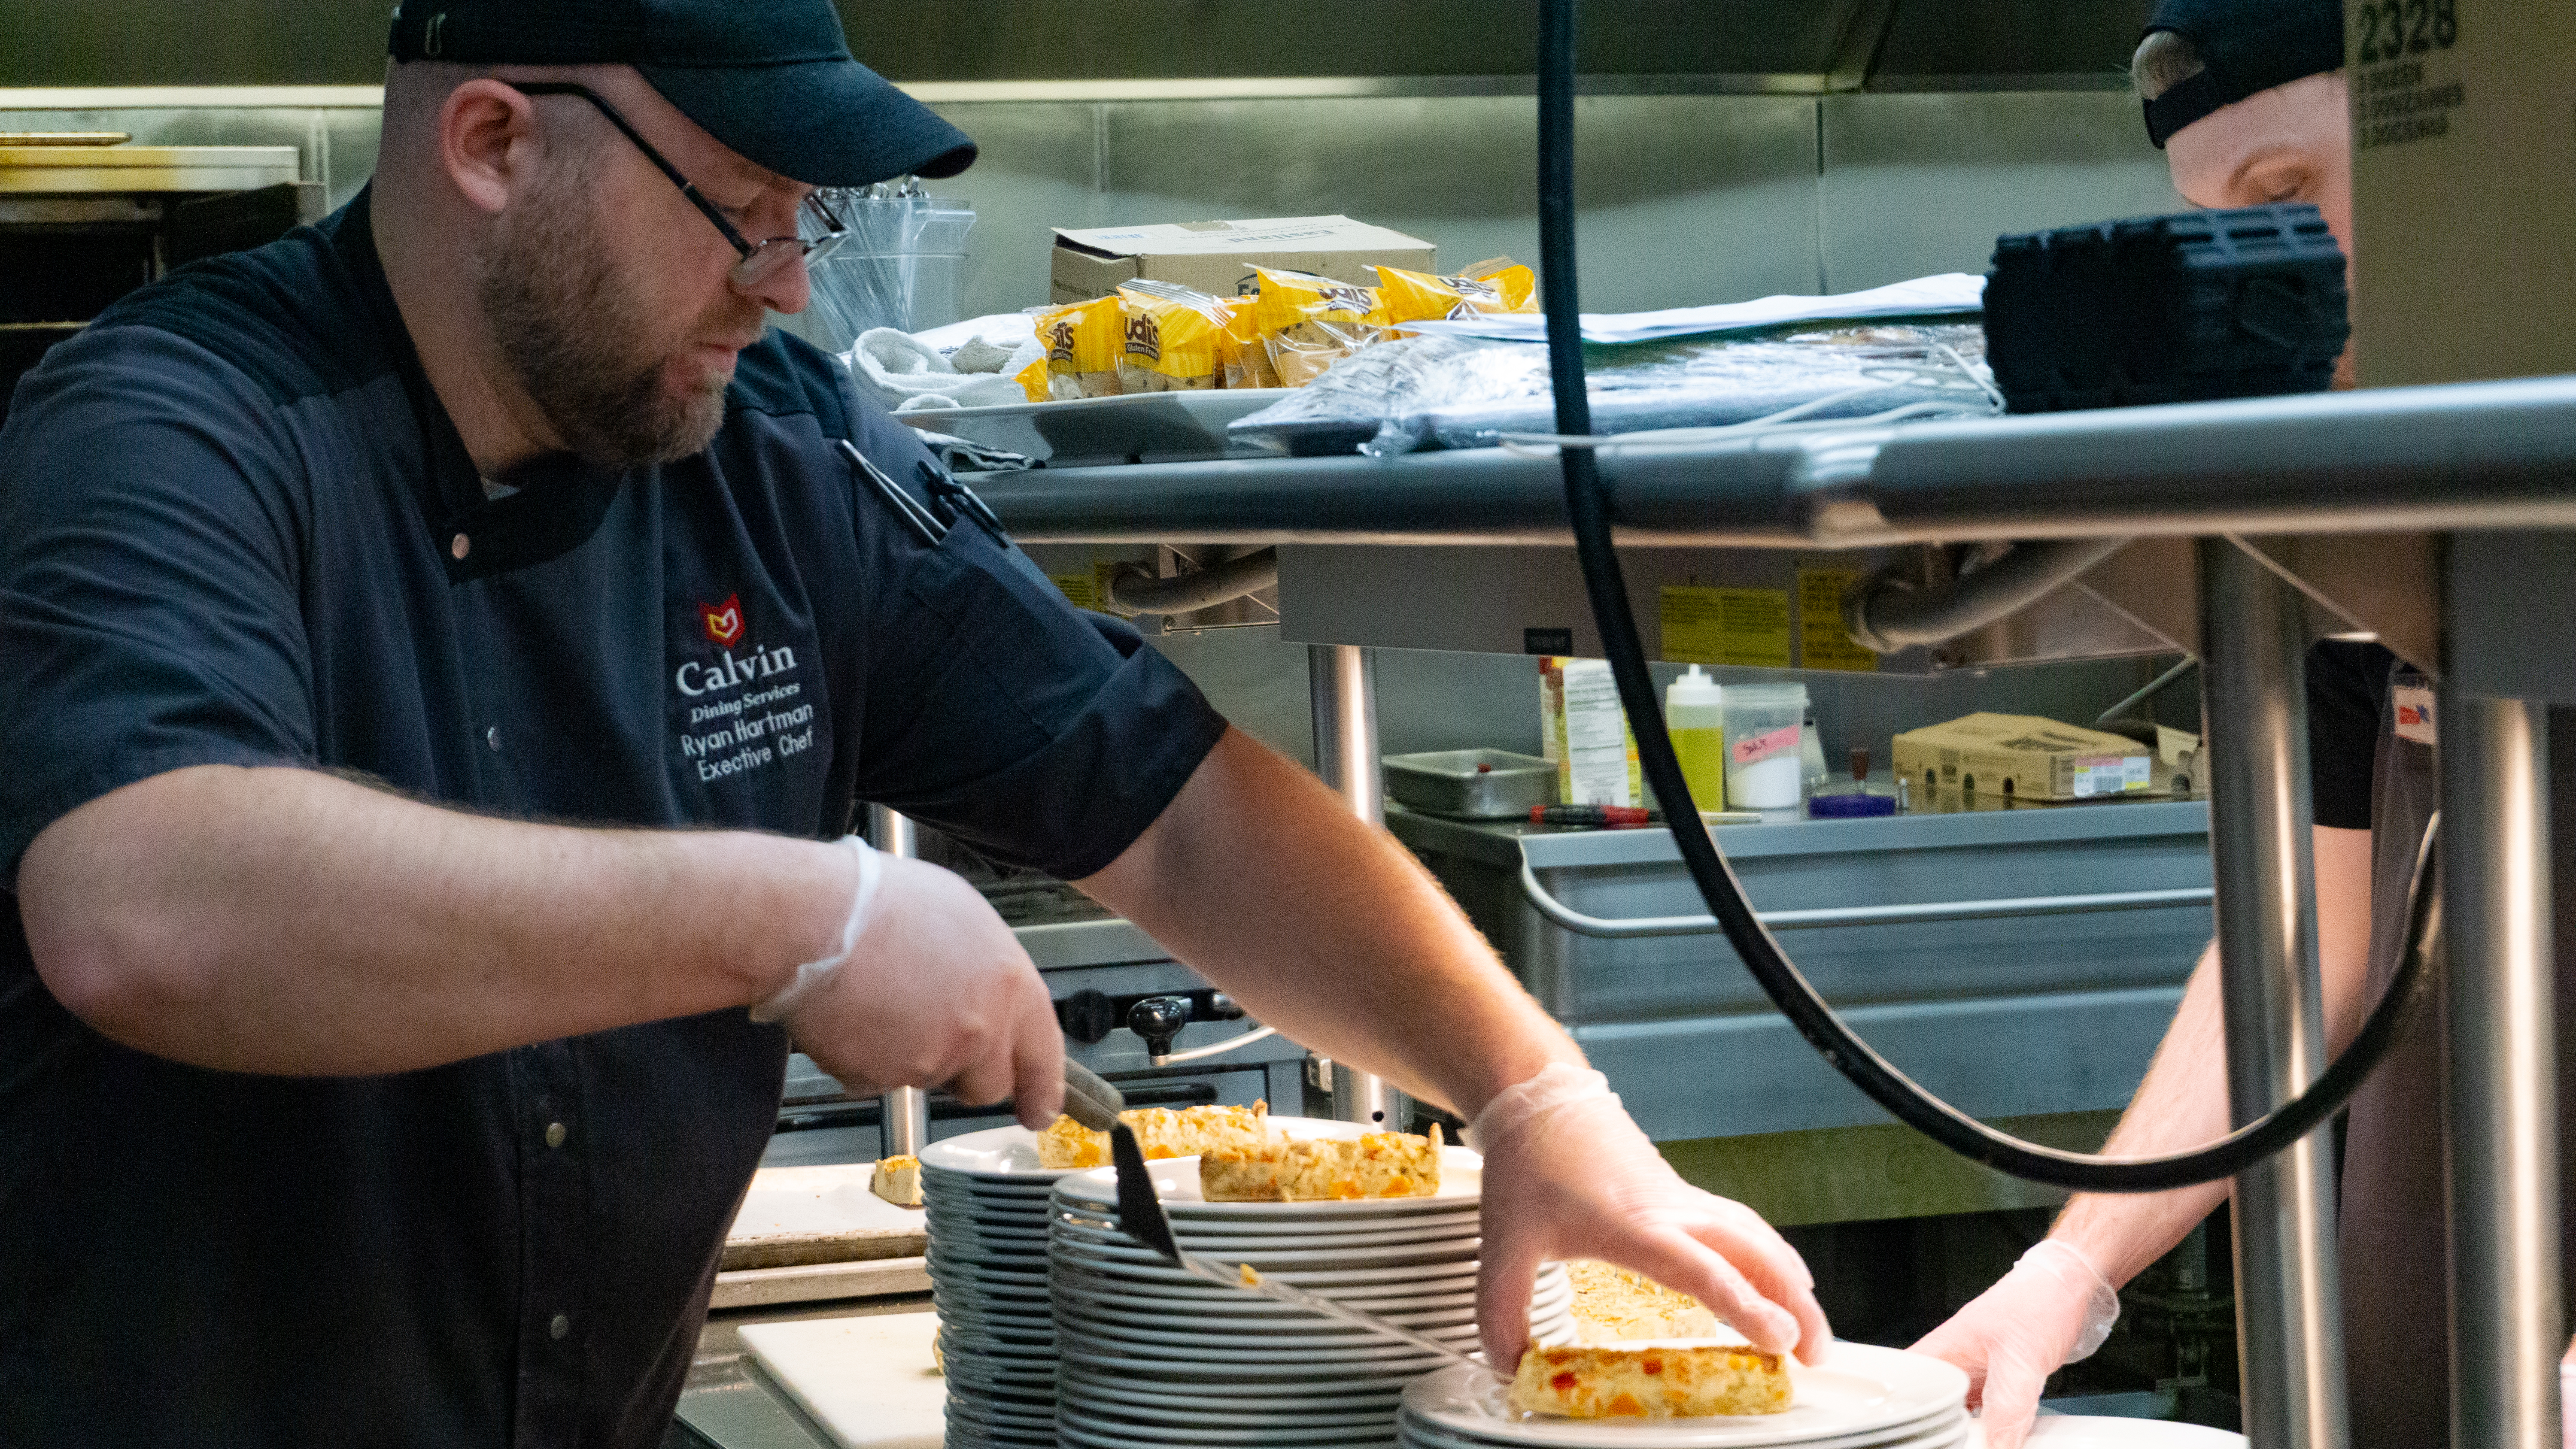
701, 594, 745, 648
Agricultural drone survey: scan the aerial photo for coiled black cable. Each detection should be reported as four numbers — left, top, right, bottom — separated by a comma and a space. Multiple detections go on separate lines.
1535, 0, 2435, 1191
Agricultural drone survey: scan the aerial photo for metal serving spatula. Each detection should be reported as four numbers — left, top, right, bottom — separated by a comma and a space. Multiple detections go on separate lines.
1077, 1071, 1479, 1371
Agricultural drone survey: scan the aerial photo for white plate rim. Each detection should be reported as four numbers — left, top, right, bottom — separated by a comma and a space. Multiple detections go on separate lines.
1401, 1344, 1968, 1448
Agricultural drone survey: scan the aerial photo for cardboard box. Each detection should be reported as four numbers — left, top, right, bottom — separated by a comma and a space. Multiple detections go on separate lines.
1050, 215, 1435, 305
1892, 712, 2158, 804
2348, 1, 2576, 386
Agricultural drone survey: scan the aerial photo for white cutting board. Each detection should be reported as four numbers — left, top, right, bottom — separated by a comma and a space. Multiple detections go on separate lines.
740, 1311, 945, 1449
723, 1164, 928, 1270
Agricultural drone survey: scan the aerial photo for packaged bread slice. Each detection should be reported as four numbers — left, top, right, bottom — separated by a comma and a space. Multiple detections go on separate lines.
1115, 280, 1229, 392
1200, 1122, 1443, 1201
1510, 1342, 1791, 1418
1373, 258, 1539, 327
1034, 1100, 1275, 1169
1221, 290, 1281, 389
1252, 266, 1386, 386
1036, 294, 1126, 398
1567, 1260, 1719, 1342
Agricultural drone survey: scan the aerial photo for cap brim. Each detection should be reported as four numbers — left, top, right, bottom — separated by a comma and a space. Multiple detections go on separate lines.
637, 57, 975, 189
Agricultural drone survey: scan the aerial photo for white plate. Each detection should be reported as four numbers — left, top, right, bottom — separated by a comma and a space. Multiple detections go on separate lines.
928, 1116, 1373, 1180
1051, 1237, 1482, 1271
1051, 1263, 1571, 1315
1058, 1367, 1409, 1412
1053, 1255, 1482, 1289
1060, 1413, 1398, 1449
1060, 1415, 1396, 1449
1060, 1344, 1456, 1385
1401, 1409, 1969, 1449
1403, 1343, 1968, 1448
1054, 1307, 1478, 1349
2015, 1419, 2246, 1448
1403, 1421, 1969, 1449
1061, 1324, 1476, 1365
1049, 1213, 1485, 1252
1054, 1142, 1482, 1217
1072, 1395, 1403, 1431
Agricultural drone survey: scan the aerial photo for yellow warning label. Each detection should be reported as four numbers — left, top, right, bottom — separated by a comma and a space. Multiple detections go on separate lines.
1659, 585, 1792, 669
1050, 563, 1125, 611
1798, 568, 1879, 673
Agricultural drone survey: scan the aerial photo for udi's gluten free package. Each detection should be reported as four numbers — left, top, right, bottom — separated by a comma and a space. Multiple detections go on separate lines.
1114, 280, 1230, 392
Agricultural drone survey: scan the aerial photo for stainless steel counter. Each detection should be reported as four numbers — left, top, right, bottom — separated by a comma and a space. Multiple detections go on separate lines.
1389, 797, 2213, 1141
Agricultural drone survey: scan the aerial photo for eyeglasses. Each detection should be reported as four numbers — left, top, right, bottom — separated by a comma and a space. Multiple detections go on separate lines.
512, 82, 848, 290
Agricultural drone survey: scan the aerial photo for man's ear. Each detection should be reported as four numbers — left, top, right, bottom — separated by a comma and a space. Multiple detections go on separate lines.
440, 79, 541, 217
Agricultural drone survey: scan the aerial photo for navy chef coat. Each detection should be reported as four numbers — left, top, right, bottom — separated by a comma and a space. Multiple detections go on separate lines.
0, 187, 1227, 1448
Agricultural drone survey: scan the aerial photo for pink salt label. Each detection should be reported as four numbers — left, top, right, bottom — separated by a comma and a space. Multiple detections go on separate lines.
1731, 724, 1799, 765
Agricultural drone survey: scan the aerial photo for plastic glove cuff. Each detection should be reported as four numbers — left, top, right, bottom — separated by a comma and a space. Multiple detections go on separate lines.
750, 835, 883, 1024
1467, 1062, 1613, 1153
2023, 1239, 2121, 1362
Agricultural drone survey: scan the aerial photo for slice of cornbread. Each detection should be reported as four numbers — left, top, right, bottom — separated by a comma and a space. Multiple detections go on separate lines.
1199, 1123, 1443, 1201
869, 1154, 923, 1208
1034, 1100, 1274, 1169
1566, 1260, 1719, 1342
1509, 1342, 1791, 1418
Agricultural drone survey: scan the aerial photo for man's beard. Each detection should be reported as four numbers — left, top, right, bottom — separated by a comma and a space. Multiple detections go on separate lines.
476, 156, 735, 470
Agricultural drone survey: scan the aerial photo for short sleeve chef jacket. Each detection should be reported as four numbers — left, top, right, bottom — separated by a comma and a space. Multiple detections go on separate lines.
0, 187, 1227, 1449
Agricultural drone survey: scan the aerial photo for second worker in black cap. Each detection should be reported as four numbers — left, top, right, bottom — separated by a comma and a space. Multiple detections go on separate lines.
0, 3, 1831, 1445
1914, 4, 2576, 1446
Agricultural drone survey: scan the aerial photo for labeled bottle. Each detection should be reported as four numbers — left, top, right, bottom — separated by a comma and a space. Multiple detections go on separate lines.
1723, 682, 1809, 810
1665, 665, 1727, 813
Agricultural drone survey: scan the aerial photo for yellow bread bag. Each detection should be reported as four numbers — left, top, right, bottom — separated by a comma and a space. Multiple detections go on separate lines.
1220, 291, 1281, 390
1373, 258, 1539, 327
1251, 266, 1386, 387
1035, 294, 1126, 399
1115, 280, 1229, 392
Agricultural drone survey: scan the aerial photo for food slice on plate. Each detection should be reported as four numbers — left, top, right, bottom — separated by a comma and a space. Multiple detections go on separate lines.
1201, 1122, 1443, 1201
1510, 1341, 1791, 1418
1566, 1259, 1718, 1342
869, 1154, 923, 1208
1035, 1100, 1276, 1169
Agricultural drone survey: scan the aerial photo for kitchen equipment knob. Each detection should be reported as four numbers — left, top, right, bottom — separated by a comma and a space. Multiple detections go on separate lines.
1127, 995, 1194, 1061
1057, 988, 1117, 1045
1206, 993, 1246, 1020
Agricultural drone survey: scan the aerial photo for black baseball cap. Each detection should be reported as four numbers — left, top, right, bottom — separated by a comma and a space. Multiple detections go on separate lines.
2141, 0, 2344, 148
388, 0, 976, 188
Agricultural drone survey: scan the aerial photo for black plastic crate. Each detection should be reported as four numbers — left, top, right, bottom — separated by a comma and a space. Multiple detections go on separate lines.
1982, 203, 2349, 413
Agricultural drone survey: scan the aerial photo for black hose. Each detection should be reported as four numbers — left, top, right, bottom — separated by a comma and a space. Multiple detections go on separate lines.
1534, 0, 2433, 1192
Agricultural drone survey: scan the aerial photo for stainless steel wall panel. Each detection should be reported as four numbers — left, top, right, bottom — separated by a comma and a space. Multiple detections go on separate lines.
1091, 95, 1821, 312
917, 101, 1108, 320
1817, 91, 2184, 290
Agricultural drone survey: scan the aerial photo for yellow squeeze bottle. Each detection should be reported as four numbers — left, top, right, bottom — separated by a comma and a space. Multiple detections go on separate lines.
1665, 665, 1727, 812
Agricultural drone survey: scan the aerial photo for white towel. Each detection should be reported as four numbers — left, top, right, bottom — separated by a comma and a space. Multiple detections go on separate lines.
846, 327, 1031, 411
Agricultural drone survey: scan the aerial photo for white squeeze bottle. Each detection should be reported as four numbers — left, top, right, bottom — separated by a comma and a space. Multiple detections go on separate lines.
1665, 665, 1726, 812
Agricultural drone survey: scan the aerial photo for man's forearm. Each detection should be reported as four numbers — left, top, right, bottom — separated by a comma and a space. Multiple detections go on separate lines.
18, 764, 848, 1075
1076, 728, 1582, 1118
2052, 824, 2378, 1285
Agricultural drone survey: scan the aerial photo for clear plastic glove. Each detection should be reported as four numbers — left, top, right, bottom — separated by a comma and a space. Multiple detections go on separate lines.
1910, 1239, 2119, 1449
759, 838, 1063, 1127
1470, 1063, 1831, 1371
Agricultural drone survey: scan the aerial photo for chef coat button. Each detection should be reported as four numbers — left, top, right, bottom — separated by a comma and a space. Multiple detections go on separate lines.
486, 725, 502, 752
451, 533, 470, 560
545, 1121, 566, 1149
550, 1312, 570, 1340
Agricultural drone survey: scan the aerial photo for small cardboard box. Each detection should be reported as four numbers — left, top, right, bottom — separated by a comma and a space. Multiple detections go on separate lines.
2348, 1, 2576, 386
1892, 712, 2158, 804
1049, 215, 1435, 305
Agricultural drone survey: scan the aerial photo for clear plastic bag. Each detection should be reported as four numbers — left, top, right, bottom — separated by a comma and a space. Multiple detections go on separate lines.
1226, 323, 1998, 458
802, 190, 977, 349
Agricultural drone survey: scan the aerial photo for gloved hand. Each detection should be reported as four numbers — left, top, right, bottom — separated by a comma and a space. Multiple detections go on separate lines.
756, 836, 1064, 1127
1910, 1239, 2120, 1449
1470, 1063, 1831, 1371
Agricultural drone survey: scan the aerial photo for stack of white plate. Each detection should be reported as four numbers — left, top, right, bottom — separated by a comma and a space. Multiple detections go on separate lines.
1397, 1343, 1973, 1449
1048, 1128, 1576, 1449
919, 1125, 1082, 1448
